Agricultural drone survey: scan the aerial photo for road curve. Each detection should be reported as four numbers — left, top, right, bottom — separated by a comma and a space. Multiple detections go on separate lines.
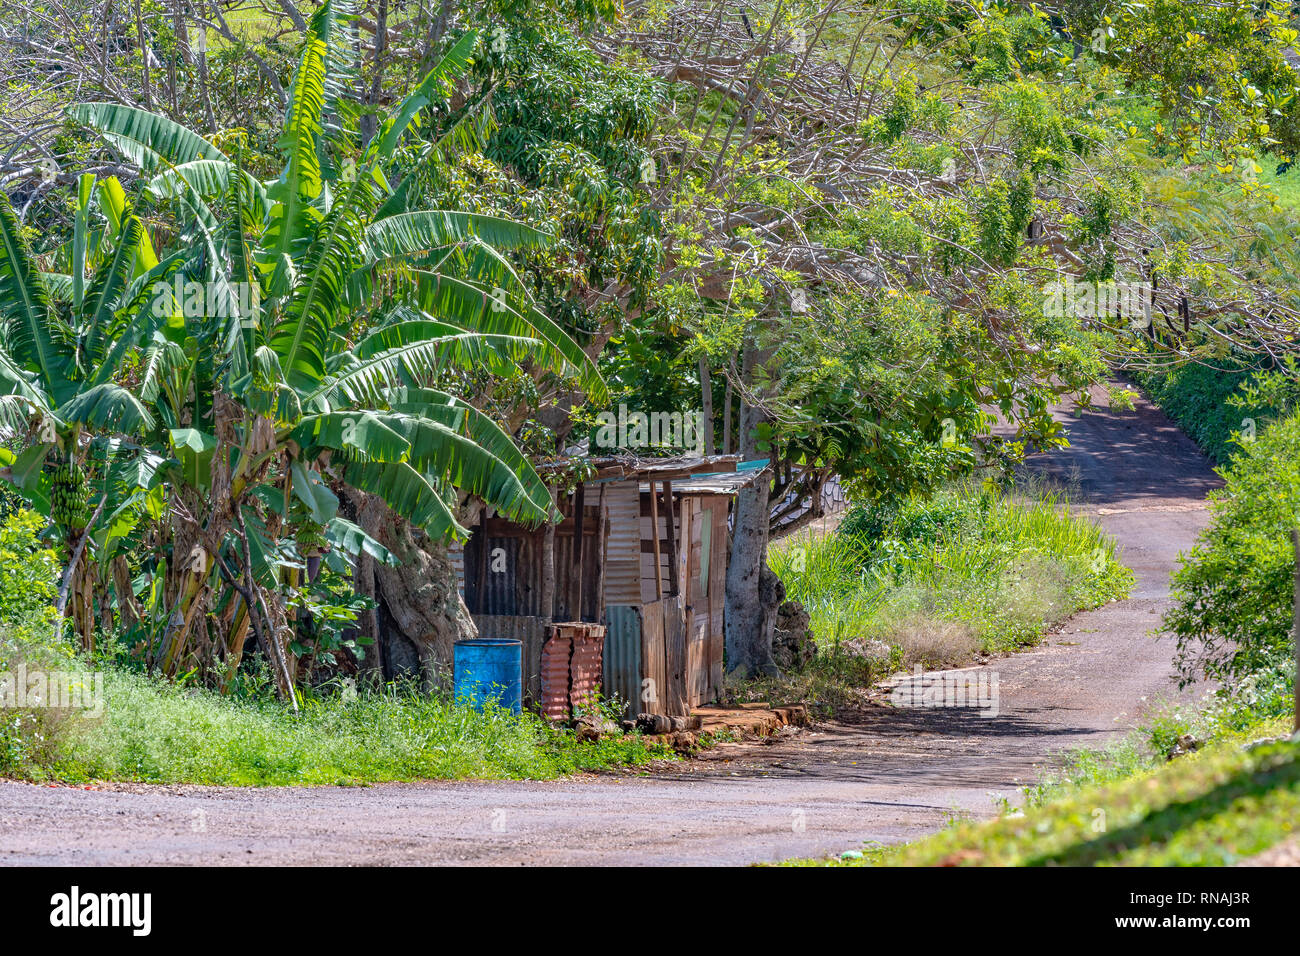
0, 385, 1223, 866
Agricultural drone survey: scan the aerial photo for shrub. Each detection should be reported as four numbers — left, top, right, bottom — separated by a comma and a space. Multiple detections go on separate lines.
1166, 412, 1300, 685
0, 509, 59, 627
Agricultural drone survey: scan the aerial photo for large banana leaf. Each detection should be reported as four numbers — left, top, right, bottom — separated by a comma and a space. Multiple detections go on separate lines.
289, 410, 412, 462
388, 385, 556, 519
415, 270, 607, 404
310, 321, 544, 406
0, 348, 52, 410
96, 176, 161, 274
148, 161, 270, 227
342, 458, 467, 539
366, 210, 553, 261
263, 17, 328, 265
79, 216, 142, 372
374, 411, 552, 524
0, 194, 72, 403
269, 177, 375, 391
289, 460, 339, 524
56, 382, 155, 435
67, 102, 228, 170
325, 515, 397, 565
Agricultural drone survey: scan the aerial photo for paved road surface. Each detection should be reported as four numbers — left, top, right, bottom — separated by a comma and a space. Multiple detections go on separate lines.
0, 385, 1222, 865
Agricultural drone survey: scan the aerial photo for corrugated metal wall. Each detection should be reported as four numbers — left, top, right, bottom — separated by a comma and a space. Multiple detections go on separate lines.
603, 605, 643, 718
603, 480, 643, 606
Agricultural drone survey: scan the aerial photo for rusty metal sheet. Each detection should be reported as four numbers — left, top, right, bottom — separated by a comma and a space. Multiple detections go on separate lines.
464, 533, 541, 616
602, 480, 643, 607
539, 622, 607, 721
570, 625, 605, 716
540, 630, 571, 721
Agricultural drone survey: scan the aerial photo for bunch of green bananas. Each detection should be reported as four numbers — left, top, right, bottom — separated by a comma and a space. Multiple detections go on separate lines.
50, 460, 90, 531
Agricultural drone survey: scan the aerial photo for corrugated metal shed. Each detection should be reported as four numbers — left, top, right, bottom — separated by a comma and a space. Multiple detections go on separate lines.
455, 455, 770, 718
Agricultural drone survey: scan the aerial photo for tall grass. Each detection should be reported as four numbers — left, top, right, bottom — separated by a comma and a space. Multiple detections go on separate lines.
0, 653, 671, 785
769, 483, 1133, 667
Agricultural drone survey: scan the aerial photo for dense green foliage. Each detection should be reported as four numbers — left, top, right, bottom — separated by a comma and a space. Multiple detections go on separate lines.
1166, 412, 1300, 685
0, 7, 613, 692
0, 510, 59, 627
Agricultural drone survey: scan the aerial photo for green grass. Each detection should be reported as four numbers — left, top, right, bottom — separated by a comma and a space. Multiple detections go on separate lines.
770, 483, 1132, 660
1, 630, 672, 786
1256, 158, 1300, 212
796, 724, 1298, 867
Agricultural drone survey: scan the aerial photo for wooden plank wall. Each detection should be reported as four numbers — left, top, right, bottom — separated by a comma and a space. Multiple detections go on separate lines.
708, 498, 728, 695
640, 597, 669, 715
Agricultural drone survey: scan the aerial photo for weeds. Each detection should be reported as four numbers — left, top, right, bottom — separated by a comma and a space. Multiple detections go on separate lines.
768, 482, 1132, 677
1, 630, 674, 785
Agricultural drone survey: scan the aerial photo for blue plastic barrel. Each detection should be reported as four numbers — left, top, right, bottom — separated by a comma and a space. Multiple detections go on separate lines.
453, 639, 522, 714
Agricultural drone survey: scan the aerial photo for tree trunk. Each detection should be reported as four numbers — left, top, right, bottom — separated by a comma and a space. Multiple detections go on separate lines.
351, 490, 477, 687
724, 343, 780, 679
133, 0, 152, 110
722, 369, 733, 455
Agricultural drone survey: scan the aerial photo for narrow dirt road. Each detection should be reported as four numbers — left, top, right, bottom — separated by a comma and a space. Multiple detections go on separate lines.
0, 385, 1222, 866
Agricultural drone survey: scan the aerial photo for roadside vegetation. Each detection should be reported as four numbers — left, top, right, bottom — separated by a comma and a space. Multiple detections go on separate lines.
807, 732, 1298, 867
0, 509, 671, 785
752, 482, 1131, 710
2, 661, 670, 785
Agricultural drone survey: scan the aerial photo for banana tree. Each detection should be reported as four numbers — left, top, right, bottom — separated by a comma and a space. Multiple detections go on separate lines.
0, 177, 162, 651
53, 3, 607, 693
